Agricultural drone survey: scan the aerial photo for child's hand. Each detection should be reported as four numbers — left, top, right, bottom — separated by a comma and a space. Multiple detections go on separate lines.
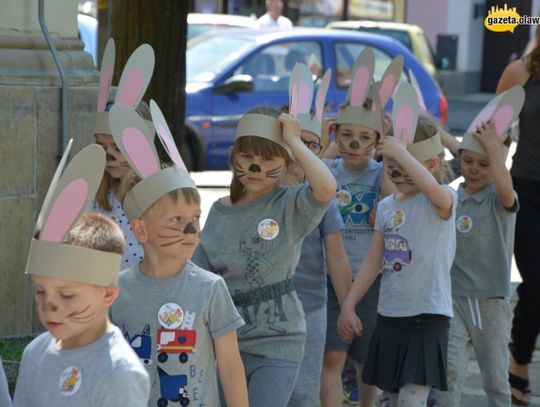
321, 118, 337, 150
474, 121, 503, 152
277, 113, 301, 145
337, 309, 363, 344
376, 134, 408, 160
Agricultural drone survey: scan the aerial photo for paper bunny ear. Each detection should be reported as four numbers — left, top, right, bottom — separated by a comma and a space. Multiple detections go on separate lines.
408, 68, 427, 112
96, 39, 115, 113
289, 63, 314, 117
26, 143, 121, 287
109, 104, 161, 179
315, 69, 332, 122
461, 85, 525, 156
150, 100, 188, 171
39, 145, 106, 242
115, 43, 155, 108
347, 47, 374, 107
392, 82, 419, 145
378, 55, 403, 109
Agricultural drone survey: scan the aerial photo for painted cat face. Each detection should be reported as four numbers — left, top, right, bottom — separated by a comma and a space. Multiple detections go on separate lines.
233, 152, 286, 199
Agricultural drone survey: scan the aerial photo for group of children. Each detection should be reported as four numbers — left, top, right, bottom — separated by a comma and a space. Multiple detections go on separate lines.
3, 38, 526, 407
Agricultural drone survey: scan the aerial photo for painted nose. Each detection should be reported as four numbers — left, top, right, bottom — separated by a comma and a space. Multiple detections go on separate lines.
183, 222, 197, 234
106, 153, 116, 161
42, 301, 58, 313
390, 170, 403, 178
350, 140, 359, 149
249, 164, 261, 173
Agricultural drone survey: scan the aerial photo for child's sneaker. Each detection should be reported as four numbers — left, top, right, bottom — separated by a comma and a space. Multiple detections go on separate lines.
343, 380, 359, 405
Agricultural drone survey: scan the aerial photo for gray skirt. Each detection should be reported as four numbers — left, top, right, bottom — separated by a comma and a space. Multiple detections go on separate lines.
362, 313, 450, 393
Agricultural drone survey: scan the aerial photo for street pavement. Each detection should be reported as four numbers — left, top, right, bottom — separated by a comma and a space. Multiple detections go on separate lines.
190, 93, 540, 406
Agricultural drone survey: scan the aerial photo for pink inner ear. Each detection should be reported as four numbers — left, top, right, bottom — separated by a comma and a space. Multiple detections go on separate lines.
290, 84, 298, 116
97, 65, 113, 112
116, 69, 145, 107
493, 105, 514, 138
467, 105, 496, 133
350, 66, 370, 106
122, 127, 160, 177
40, 179, 89, 242
298, 83, 311, 113
396, 106, 414, 144
158, 124, 187, 171
378, 73, 396, 108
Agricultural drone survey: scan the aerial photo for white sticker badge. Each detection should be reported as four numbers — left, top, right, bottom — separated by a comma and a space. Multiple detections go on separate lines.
158, 303, 184, 329
336, 189, 352, 206
59, 366, 82, 396
456, 215, 473, 233
257, 218, 279, 240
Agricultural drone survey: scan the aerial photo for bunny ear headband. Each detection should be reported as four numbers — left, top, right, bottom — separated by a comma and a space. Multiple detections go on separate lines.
25, 141, 121, 286
95, 38, 155, 135
390, 82, 443, 163
337, 47, 403, 133
288, 62, 332, 139
235, 113, 292, 155
109, 100, 196, 220
460, 85, 525, 156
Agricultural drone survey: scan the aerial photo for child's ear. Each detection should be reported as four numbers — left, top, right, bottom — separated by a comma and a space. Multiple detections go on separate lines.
102, 286, 119, 307
426, 155, 441, 173
131, 218, 147, 243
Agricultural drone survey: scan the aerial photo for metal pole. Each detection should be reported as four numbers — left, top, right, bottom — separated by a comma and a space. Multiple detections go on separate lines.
38, 0, 69, 153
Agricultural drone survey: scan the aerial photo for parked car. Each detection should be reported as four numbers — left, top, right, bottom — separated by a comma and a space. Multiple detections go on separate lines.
185, 27, 447, 170
187, 13, 259, 40
326, 20, 442, 85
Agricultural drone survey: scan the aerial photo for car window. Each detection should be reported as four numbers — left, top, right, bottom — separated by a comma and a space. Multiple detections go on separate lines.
333, 42, 408, 88
234, 41, 323, 92
357, 27, 412, 51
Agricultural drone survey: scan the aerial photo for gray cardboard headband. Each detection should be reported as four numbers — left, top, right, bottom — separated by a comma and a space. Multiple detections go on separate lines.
95, 112, 155, 136
235, 113, 291, 155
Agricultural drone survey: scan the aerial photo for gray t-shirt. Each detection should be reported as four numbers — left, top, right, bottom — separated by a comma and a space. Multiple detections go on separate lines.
110, 261, 243, 407
13, 325, 149, 407
192, 184, 329, 362
294, 201, 344, 313
375, 186, 457, 317
324, 158, 383, 308
451, 184, 518, 298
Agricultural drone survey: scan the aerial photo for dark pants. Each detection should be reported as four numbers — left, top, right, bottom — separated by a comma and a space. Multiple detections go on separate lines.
510, 177, 540, 364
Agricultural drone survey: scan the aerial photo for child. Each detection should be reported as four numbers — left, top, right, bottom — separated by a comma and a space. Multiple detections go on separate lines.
13, 143, 150, 407
282, 64, 352, 407
91, 39, 155, 268
107, 101, 248, 407
192, 104, 336, 406
438, 86, 525, 407
338, 82, 457, 407
322, 48, 401, 407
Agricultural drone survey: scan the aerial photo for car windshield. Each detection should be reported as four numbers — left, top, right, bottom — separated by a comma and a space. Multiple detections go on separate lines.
187, 35, 255, 82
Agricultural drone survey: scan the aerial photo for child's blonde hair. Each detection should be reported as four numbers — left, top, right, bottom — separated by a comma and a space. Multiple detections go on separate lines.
229, 107, 291, 203
63, 213, 125, 255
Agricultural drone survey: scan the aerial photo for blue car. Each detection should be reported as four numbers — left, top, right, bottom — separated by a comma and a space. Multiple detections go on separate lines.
185, 27, 447, 170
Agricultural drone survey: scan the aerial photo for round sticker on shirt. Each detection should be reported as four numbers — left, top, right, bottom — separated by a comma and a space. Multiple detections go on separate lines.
391, 209, 406, 228
336, 189, 352, 206
456, 215, 473, 233
59, 366, 82, 396
257, 218, 279, 240
158, 303, 184, 329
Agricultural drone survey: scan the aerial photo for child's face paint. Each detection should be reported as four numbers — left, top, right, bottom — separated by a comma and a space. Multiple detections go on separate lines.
141, 194, 202, 261
95, 134, 131, 179
460, 149, 493, 194
31, 275, 113, 349
233, 151, 285, 200
336, 124, 377, 169
386, 161, 419, 195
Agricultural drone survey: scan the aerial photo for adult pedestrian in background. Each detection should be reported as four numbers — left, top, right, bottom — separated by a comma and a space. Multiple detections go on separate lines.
258, 0, 293, 28
496, 24, 540, 406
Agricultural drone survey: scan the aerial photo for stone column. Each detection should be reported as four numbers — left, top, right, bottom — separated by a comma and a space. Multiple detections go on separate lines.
0, 0, 99, 335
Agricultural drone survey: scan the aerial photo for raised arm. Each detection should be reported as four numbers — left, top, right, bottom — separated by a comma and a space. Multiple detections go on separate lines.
496, 59, 529, 94
278, 113, 337, 202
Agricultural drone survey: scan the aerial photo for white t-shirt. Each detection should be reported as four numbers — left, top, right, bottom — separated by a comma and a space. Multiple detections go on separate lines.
257, 12, 293, 28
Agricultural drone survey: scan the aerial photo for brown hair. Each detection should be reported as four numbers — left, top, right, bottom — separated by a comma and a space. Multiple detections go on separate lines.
63, 213, 125, 255
527, 25, 540, 80
413, 113, 454, 184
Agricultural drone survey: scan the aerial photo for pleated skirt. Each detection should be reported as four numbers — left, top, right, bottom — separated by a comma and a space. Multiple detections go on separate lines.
362, 313, 450, 393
